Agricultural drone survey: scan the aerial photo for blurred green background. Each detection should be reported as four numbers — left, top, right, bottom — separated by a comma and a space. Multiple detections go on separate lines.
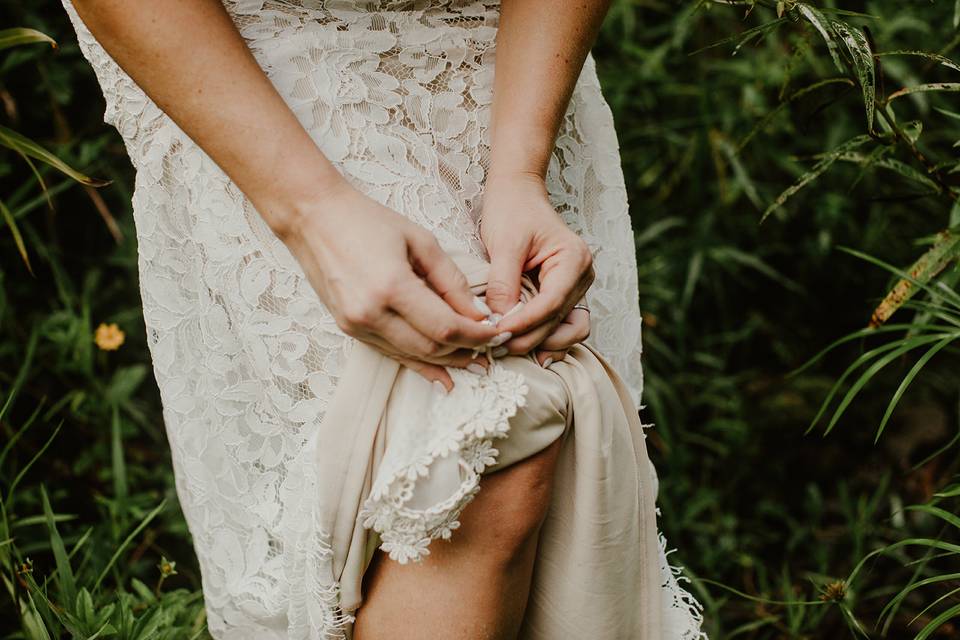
2, 1, 960, 638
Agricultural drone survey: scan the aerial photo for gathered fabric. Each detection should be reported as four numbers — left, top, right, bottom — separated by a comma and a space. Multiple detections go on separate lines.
321, 250, 704, 639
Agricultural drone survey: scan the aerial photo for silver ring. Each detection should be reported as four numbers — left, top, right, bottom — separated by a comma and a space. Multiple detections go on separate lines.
572, 304, 590, 313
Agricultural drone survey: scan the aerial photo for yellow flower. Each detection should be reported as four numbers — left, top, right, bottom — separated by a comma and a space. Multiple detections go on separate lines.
94, 322, 125, 351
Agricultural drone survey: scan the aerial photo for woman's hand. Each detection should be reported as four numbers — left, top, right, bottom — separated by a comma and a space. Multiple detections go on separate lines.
283, 180, 502, 389
480, 174, 594, 365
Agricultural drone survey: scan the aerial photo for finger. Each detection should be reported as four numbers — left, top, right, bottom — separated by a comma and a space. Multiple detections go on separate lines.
484, 235, 529, 315
366, 311, 455, 359
361, 331, 489, 369
535, 349, 567, 368
537, 309, 590, 351
496, 251, 591, 337
408, 232, 487, 321
503, 319, 559, 356
392, 355, 454, 392
389, 277, 501, 348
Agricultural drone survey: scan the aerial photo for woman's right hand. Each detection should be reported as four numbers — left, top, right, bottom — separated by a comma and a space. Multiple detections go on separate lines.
280, 180, 503, 389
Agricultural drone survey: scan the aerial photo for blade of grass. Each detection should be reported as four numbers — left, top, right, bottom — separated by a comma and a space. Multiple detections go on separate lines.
875, 335, 956, 441
93, 499, 166, 592
39, 486, 76, 607
823, 333, 952, 435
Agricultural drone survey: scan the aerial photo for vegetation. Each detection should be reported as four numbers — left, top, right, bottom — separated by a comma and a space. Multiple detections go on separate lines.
2, 0, 959, 638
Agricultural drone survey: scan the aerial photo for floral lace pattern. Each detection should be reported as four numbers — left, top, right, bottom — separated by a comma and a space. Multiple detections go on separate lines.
59, 0, 700, 638
360, 362, 528, 564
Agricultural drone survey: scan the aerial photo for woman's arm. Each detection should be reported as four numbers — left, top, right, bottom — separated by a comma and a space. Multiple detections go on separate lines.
481, 0, 612, 362
70, 0, 500, 386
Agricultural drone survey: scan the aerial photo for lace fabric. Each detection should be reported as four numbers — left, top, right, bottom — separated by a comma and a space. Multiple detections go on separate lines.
60, 1, 702, 638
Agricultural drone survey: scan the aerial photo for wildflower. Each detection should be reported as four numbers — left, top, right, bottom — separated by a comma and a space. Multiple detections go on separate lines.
819, 580, 846, 602
94, 322, 125, 351
17, 558, 32, 576
157, 556, 178, 577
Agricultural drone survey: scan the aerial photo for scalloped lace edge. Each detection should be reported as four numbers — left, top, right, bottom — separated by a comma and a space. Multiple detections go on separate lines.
357, 362, 529, 564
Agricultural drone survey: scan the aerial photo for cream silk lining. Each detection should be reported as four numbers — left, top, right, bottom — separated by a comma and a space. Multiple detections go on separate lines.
310, 251, 669, 638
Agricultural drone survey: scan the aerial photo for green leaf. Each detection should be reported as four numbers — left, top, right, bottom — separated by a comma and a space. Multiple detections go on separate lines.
7, 421, 62, 505
907, 504, 960, 530
875, 50, 960, 73
105, 365, 149, 406
790, 322, 948, 378
880, 572, 960, 624
94, 500, 167, 591
876, 335, 955, 442
796, 4, 843, 71
111, 406, 127, 504
40, 486, 77, 608
830, 20, 876, 131
0, 197, 32, 274
0, 126, 108, 187
688, 18, 788, 57
0, 28, 56, 51
917, 602, 960, 640
738, 77, 855, 152
935, 484, 960, 498
824, 333, 953, 435
807, 339, 906, 433
761, 135, 872, 222
833, 152, 941, 193
888, 83, 960, 103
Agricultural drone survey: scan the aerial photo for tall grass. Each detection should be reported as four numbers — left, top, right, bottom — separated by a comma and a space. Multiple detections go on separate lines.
1, 1, 958, 638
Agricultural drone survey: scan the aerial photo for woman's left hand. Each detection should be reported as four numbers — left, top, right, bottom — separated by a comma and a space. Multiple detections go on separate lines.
479, 173, 594, 366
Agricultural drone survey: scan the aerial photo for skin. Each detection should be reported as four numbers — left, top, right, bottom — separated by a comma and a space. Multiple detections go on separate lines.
71, 0, 610, 636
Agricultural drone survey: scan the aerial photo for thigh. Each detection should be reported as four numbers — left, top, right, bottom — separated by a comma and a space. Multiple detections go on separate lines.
358, 435, 564, 596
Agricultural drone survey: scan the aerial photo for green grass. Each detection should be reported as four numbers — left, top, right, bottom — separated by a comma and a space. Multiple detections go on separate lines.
1, 0, 959, 638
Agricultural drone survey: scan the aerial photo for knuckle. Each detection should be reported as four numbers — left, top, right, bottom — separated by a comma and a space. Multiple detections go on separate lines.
422, 341, 445, 357
370, 280, 400, 304
484, 279, 513, 300
433, 323, 461, 344
341, 299, 380, 328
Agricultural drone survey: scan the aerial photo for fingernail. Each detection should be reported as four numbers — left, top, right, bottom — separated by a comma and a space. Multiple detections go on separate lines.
473, 296, 492, 317
432, 381, 449, 395
488, 313, 503, 326
542, 357, 554, 369
492, 346, 509, 358
467, 363, 486, 375
488, 331, 512, 347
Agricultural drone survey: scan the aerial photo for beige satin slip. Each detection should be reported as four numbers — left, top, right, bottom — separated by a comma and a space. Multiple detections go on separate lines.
312, 251, 664, 639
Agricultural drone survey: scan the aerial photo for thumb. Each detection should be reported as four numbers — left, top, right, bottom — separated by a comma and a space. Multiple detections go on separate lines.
484, 239, 526, 315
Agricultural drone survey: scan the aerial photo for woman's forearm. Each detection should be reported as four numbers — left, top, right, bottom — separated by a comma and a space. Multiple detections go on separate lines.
70, 0, 344, 238
487, 0, 612, 183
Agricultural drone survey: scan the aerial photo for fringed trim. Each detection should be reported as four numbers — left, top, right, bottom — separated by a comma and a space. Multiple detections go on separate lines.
657, 530, 708, 639
357, 362, 528, 564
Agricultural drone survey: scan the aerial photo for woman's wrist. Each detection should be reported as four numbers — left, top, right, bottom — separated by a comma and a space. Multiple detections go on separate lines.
484, 169, 548, 196
255, 166, 351, 243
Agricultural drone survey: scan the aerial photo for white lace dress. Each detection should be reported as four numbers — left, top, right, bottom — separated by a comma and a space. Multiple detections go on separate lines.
61, 1, 705, 638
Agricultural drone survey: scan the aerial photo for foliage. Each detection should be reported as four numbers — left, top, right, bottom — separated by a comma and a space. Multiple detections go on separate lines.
596, 0, 960, 637
0, 0, 958, 639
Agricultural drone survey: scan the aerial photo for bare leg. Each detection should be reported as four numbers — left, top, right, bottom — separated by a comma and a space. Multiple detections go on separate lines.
353, 437, 564, 640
